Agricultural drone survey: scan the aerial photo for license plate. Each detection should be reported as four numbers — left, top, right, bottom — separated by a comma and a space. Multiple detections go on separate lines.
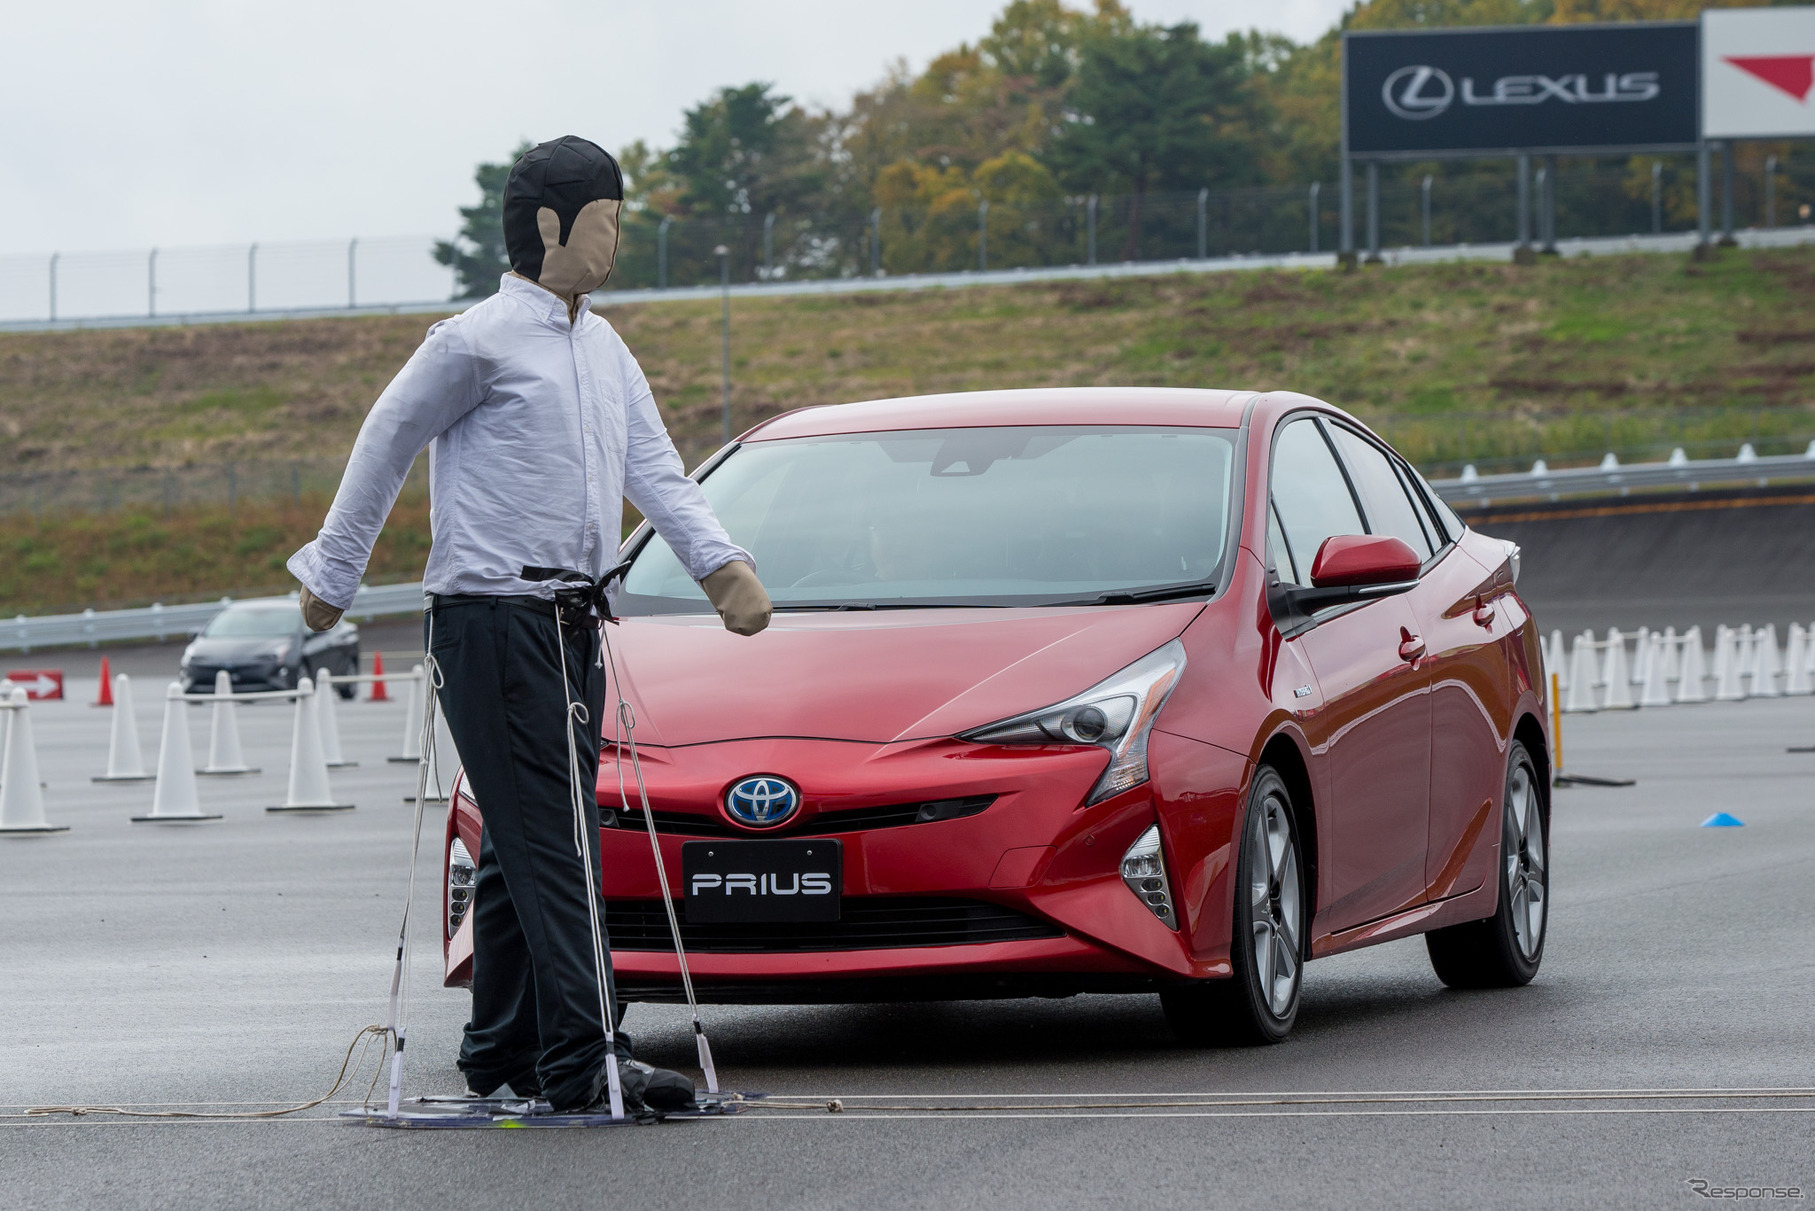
682, 839, 842, 923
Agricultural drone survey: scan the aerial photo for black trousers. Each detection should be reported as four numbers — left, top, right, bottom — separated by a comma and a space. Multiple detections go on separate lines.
428, 596, 619, 1111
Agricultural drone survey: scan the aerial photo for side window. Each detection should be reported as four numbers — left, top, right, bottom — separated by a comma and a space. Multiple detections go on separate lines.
1270, 418, 1364, 586
1328, 425, 1435, 560
1405, 462, 1466, 546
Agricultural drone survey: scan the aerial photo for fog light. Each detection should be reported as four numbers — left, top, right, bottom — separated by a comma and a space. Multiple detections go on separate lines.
447, 836, 476, 939
1120, 824, 1177, 930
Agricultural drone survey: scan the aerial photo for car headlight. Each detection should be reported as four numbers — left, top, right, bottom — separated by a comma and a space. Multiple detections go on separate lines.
960, 640, 1186, 805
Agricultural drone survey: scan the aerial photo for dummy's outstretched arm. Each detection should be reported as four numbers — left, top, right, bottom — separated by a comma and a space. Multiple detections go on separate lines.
288, 322, 482, 624
620, 369, 770, 636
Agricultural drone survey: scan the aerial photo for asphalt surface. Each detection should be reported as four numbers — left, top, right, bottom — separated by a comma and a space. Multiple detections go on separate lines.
2, 671, 1811, 1210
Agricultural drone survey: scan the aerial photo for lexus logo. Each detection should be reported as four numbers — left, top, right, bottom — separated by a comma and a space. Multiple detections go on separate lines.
1382, 64, 1663, 120
1383, 65, 1455, 119
724, 775, 800, 828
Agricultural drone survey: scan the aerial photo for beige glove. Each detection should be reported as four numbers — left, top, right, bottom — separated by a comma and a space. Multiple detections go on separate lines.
299, 586, 344, 633
700, 560, 772, 636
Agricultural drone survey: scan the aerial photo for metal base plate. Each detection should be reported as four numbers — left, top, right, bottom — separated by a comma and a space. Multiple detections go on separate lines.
341, 1092, 754, 1129
197, 767, 261, 777
131, 813, 224, 822
265, 804, 355, 813
386, 756, 422, 764
0, 824, 70, 834
93, 774, 155, 783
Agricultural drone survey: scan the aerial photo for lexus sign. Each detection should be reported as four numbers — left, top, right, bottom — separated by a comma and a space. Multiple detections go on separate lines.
1346, 23, 1699, 157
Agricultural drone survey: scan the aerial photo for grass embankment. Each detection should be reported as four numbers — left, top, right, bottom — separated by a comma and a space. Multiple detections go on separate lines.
4, 246, 1814, 614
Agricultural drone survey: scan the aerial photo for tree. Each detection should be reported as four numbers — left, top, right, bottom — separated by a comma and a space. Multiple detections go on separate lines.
667, 83, 826, 218
434, 143, 529, 300
1044, 22, 1258, 259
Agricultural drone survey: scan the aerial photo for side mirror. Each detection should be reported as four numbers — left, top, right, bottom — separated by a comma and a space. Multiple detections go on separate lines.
1285, 534, 1421, 613
1310, 534, 1422, 588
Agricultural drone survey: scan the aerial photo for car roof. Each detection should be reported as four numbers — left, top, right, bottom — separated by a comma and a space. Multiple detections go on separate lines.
744, 387, 1254, 441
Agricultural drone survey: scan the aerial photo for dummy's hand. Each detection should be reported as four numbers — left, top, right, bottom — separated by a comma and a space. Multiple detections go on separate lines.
299, 586, 345, 633
700, 561, 772, 637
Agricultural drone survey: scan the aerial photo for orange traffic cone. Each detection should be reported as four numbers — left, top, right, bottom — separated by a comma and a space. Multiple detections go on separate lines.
94, 656, 113, 707
370, 651, 389, 702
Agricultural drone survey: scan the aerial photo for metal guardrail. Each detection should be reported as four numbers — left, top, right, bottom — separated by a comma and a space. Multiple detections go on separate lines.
1431, 446, 1815, 506
3, 582, 425, 654
9, 445, 1815, 651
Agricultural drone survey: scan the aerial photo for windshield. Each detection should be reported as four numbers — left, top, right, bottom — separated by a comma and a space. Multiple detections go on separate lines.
619, 425, 1236, 611
203, 604, 303, 638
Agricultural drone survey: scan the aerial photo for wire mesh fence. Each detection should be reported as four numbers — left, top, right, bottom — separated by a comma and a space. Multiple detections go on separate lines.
5, 156, 1814, 323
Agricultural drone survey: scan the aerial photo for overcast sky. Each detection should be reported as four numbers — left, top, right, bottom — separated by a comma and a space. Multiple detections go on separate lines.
2, 0, 1349, 255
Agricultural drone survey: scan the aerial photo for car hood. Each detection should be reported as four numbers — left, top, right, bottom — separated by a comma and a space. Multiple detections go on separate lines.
186, 637, 293, 662
605, 604, 1203, 747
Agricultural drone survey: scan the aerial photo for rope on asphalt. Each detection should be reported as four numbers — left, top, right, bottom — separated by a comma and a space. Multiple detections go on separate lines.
20, 1025, 392, 1120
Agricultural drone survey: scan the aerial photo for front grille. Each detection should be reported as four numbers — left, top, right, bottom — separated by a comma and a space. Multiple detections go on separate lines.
601, 794, 996, 839
603, 896, 1062, 953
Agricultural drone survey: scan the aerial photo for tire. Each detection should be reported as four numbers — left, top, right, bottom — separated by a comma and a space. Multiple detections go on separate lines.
1161, 765, 1305, 1046
1425, 740, 1548, 989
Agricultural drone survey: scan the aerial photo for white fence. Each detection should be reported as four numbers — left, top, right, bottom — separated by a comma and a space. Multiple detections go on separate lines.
1429, 444, 1815, 506
1547, 622, 1815, 713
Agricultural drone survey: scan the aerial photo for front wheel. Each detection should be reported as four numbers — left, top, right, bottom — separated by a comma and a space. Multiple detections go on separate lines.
1425, 739, 1548, 988
1161, 765, 1305, 1046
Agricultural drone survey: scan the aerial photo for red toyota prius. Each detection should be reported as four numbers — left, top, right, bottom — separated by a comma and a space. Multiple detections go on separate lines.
445, 388, 1550, 1044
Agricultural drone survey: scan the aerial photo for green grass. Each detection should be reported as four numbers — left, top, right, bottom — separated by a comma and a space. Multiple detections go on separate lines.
3, 244, 1814, 613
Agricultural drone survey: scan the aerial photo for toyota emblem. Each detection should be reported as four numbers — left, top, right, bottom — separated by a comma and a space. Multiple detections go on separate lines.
724, 775, 801, 828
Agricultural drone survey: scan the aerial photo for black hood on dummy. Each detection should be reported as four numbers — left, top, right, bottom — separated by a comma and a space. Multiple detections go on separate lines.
503, 137, 625, 282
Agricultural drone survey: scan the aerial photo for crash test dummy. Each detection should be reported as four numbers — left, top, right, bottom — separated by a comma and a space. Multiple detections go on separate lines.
287, 136, 772, 1115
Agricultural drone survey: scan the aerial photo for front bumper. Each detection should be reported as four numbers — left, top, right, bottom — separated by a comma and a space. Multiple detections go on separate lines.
446, 735, 1233, 997
181, 661, 293, 694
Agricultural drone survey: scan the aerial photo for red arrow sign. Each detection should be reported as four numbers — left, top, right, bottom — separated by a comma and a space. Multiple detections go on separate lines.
1724, 55, 1815, 103
5, 669, 64, 700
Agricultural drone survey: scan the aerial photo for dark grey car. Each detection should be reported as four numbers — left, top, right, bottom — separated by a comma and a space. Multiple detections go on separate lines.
179, 598, 360, 697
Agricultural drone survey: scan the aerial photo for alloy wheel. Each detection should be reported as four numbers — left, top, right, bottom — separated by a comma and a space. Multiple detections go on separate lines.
1247, 787, 1302, 1018
1503, 762, 1546, 961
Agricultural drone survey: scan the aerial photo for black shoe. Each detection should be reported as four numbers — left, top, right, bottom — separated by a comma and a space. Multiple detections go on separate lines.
462, 1068, 543, 1100
575, 1056, 697, 1115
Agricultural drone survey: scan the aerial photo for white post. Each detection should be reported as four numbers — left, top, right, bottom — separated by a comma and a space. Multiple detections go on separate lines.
317, 670, 355, 768
1676, 627, 1708, 703
1638, 633, 1672, 707
1753, 623, 1783, 698
1713, 626, 1747, 701
133, 683, 220, 822
1548, 629, 1568, 692
389, 666, 425, 763
267, 678, 353, 812
1630, 626, 1652, 689
1785, 623, 1811, 696
0, 689, 66, 833
93, 673, 153, 782
1565, 633, 1599, 713
199, 669, 258, 776
1601, 629, 1634, 710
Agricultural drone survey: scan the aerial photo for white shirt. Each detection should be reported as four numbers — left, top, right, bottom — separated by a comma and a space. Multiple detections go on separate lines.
288, 274, 750, 609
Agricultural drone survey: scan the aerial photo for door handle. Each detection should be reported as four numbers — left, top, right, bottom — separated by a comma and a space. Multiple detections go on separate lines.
1398, 628, 1426, 662
1472, 598, 1496, 627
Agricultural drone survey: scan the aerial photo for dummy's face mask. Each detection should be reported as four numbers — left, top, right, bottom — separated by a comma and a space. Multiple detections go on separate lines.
536, 198, 621, 297
504, 136, 626, 298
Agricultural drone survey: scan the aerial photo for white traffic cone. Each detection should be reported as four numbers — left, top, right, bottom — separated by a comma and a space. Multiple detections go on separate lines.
93, 673, 154, 783
1565, 633, 1599, 713
316, 671, 355, 769
1786, 624, 1811, 696
1676, 627, 1708, 703
388, 666, 425, 764
1661, 626, 1681, 685
1, 688, 67, 834
1601, 629, 1634, 709
267, 678, 353, 813
133, 682, 221, 822
1714, 626, 1747, 701
1638, 632, 1673, 707
1753, 624, 1783, 698
1631, 626, 1651, 688
198, 670, 258, 776
1548, 629, 1568, 692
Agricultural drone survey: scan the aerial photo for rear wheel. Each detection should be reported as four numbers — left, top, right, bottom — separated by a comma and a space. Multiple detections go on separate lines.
1425, 740, 1547, 988
1161, 766, 1304, 1046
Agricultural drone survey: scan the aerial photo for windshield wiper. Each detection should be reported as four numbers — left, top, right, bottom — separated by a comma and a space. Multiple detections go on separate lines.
1054, 581, 1216, 607
772, 601, 995, 612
